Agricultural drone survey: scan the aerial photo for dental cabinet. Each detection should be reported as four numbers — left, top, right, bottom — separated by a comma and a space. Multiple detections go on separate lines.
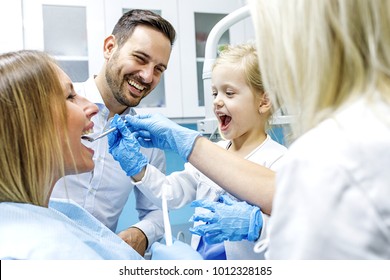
2, 0, 252, 119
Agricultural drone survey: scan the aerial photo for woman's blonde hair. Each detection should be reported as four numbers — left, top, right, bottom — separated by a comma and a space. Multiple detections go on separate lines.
250, 0, 390, 138
0, 50, 68, 206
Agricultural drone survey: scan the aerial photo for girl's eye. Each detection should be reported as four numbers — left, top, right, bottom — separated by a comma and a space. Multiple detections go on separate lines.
226, 91, 234, 96
212, 91, 217, 98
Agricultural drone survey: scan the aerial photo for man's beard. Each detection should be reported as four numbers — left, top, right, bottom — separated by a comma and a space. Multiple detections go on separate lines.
105, 67, 143, 108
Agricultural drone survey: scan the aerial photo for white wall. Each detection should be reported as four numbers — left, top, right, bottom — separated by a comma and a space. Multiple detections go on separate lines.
0, 0, 24, 53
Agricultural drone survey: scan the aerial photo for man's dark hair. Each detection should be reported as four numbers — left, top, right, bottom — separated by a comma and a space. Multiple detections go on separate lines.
112, 9, 176, 48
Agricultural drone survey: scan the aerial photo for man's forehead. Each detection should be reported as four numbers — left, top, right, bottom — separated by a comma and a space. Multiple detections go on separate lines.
123, 27, 171, 64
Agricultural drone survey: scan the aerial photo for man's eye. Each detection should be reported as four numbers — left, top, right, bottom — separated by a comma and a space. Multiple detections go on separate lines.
156, 67, 165, 74
134, 55, 146, 63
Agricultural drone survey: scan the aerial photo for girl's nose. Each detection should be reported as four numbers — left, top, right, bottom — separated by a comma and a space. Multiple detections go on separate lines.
213, 95, 224, 108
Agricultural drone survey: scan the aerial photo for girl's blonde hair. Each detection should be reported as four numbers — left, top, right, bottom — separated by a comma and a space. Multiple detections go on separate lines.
250, 0, 390, 138
213, 43, 266, 100
213, 43, 272, 132
0, 50, 68, 206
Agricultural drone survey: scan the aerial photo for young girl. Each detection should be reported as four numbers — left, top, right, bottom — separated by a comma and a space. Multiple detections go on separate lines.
109, 43, 287, 259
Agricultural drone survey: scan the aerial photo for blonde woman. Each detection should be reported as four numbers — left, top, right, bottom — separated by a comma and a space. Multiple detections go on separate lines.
251, 0, 390, 259
0, 50, 144, 259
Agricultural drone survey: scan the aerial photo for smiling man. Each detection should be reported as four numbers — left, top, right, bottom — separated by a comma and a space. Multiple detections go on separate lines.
51, 9, 176, 257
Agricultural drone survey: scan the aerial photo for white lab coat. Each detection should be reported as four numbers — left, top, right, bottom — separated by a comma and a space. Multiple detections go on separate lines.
133, 135, 287, 259
0, 199, 143, 260
51, 77, 166, 248
267, 95, 390, 259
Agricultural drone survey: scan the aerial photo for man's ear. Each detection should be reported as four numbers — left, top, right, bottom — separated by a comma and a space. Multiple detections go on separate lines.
103, 35, 117, 60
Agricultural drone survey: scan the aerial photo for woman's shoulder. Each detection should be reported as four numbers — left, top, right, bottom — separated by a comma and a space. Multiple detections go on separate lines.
0, 202, 104, 259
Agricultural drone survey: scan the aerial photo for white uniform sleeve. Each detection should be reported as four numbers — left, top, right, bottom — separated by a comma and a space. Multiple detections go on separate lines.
132, 163, 199, 210
131, 148, 166, 248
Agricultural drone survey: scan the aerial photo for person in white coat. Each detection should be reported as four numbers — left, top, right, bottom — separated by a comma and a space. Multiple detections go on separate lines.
249, 0, 390, 259
108, 44, 287, 259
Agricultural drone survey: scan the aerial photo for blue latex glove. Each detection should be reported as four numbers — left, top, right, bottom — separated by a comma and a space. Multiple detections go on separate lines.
108, 114, 148, 176
124, 113, 201, 161
150, 240, 203, 260
189, 195, 262, 244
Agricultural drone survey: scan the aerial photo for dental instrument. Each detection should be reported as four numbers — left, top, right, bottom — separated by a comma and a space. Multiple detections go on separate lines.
81, 126, 117, 142
81, 116, 127, 142
162, 183, 173, 246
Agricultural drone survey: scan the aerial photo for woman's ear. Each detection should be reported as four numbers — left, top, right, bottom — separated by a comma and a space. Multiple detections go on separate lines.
103, 35, 117, 60
259, 93, 272, 115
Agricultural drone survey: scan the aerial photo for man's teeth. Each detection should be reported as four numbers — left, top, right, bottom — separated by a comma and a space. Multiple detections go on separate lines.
82, 129, 93, 136
128, 80, 145, 91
